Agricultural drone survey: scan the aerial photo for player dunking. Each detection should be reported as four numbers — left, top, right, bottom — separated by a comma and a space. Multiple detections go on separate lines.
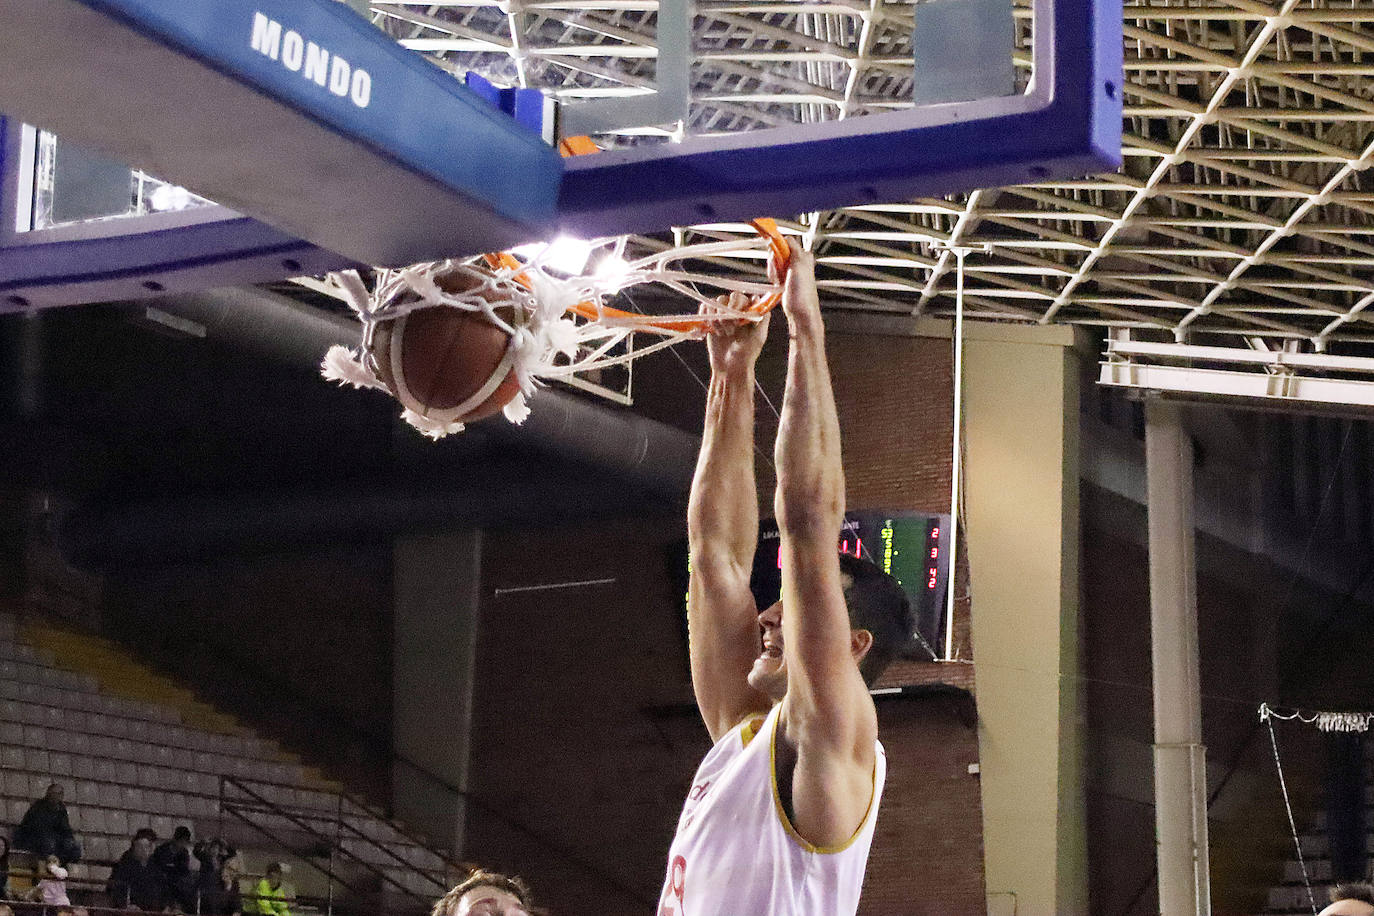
660, 242, 913, 915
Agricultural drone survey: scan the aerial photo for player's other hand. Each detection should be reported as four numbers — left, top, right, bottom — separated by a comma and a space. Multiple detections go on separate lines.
779, 241, 822, 335
704, 291, 770, 374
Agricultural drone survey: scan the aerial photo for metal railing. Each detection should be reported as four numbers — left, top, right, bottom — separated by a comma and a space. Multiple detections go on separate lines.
218, 775, 450, 916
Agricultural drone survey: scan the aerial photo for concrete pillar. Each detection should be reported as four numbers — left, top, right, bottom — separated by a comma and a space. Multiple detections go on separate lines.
1145, 401, 1211, 916
964, 321, 1088, 916
393, 531, 483, 856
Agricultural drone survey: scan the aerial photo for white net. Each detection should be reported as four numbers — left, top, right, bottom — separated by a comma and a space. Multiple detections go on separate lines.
1259, 703, 1374, 734
321, 228, 788, 438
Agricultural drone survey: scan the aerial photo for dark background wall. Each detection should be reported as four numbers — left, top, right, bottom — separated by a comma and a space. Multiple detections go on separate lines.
102, 546, 396, 801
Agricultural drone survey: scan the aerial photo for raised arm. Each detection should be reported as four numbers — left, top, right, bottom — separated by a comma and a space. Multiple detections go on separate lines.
774, 244, 878, 848
688, 294, 772, 742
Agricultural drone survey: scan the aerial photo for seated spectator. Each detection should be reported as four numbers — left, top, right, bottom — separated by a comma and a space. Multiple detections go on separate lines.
0, 835, 10, 900
198, 862, 242, 916
153, 826, 195, 911
432, 870, 533, 916
107, 830, 163, 911
194, 838, 236, 889
29, 855, 70, 907
245, 863, 290, 916
13, 783, 81, 864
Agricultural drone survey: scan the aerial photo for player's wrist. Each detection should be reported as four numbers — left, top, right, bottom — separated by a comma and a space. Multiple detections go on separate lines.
773, 498, 844, 539
710, 359, 757, 381
784, 310, 825, 339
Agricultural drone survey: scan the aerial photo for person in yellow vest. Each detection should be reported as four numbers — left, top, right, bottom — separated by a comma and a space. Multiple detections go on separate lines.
246, 863, 290, 916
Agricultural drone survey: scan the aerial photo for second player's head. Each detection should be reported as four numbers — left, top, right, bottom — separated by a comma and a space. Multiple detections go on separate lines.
433, 870, 533, 916
747, 552, 913, 699
1320, 883, 1374, 916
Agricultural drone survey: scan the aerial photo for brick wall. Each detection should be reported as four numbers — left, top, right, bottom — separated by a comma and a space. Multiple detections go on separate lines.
465, 328, 986, 915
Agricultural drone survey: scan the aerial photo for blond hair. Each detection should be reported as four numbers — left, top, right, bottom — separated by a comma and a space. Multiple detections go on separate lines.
432, 871, 531, 916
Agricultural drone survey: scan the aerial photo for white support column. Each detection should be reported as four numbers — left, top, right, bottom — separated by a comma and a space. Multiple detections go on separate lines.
1145, 401, 1211, 916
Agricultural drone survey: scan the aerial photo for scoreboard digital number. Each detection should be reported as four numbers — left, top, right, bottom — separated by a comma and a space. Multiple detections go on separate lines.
675, 509, 953, 661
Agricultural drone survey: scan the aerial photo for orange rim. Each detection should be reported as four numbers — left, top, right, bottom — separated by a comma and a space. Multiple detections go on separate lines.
483, 218, 791, 334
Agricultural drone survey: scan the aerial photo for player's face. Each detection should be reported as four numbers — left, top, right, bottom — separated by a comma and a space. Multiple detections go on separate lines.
747, 600, 787, 699
454, 887, 530, 916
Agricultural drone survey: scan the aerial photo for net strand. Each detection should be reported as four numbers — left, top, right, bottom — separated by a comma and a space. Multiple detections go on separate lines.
1259, 704, 1318, 915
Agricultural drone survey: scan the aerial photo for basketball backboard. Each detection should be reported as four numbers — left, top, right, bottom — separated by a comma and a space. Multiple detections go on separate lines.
0, 0, 1121, 309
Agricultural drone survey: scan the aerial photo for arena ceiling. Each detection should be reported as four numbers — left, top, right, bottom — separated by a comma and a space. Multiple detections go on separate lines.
361, 0, 1374, 351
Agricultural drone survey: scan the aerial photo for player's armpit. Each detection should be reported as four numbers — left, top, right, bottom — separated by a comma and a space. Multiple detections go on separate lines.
778, 690, 878, 849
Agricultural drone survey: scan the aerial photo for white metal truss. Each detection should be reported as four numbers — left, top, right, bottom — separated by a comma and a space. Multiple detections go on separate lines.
1101, 334, 1374, 406
365, 0, 1374, 354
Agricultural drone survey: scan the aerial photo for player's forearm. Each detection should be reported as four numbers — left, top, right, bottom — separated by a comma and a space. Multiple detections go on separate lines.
688, 364, 760, 565
776, 316, 864, 707
774, 322, 843, 537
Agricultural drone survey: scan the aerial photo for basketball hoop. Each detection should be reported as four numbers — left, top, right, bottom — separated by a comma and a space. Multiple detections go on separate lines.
321, 219, 791, 438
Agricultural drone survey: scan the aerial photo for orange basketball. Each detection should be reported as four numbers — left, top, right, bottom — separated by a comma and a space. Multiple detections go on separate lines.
368, 264, 525, 425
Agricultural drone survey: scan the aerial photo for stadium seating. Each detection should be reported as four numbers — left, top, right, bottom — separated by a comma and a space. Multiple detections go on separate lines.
0, 611, 452, 903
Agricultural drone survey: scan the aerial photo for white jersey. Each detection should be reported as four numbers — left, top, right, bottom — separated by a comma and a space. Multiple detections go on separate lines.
658, 703, 885, 916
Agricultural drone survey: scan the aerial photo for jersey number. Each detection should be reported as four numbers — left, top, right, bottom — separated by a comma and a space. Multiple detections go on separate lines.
659, 855, 686, 916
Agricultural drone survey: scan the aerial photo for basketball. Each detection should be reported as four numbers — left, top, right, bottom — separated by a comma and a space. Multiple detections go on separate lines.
367, 264, 526, 426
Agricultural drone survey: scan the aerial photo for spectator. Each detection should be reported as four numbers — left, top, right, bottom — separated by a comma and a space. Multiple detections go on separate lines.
245, 863, 290, 916
198, 862, 242, 916
193, 839, 235, 887
153, 826, 194, 911
13, 784, 81, 864
30, 855, 70, 907
107, 830, 163, 910
0, 835, 10, 900
431, 871, 533, 916
0, 904, 12, 916
54, 908, 74, 916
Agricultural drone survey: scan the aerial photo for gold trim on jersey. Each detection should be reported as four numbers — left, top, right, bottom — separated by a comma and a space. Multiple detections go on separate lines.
741, 714, 766, 748
767, 709, 878, 855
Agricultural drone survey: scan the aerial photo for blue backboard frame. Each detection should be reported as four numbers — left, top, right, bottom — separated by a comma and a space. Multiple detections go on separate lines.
560, 0, 1123, 235
0, 0, 1121, 310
